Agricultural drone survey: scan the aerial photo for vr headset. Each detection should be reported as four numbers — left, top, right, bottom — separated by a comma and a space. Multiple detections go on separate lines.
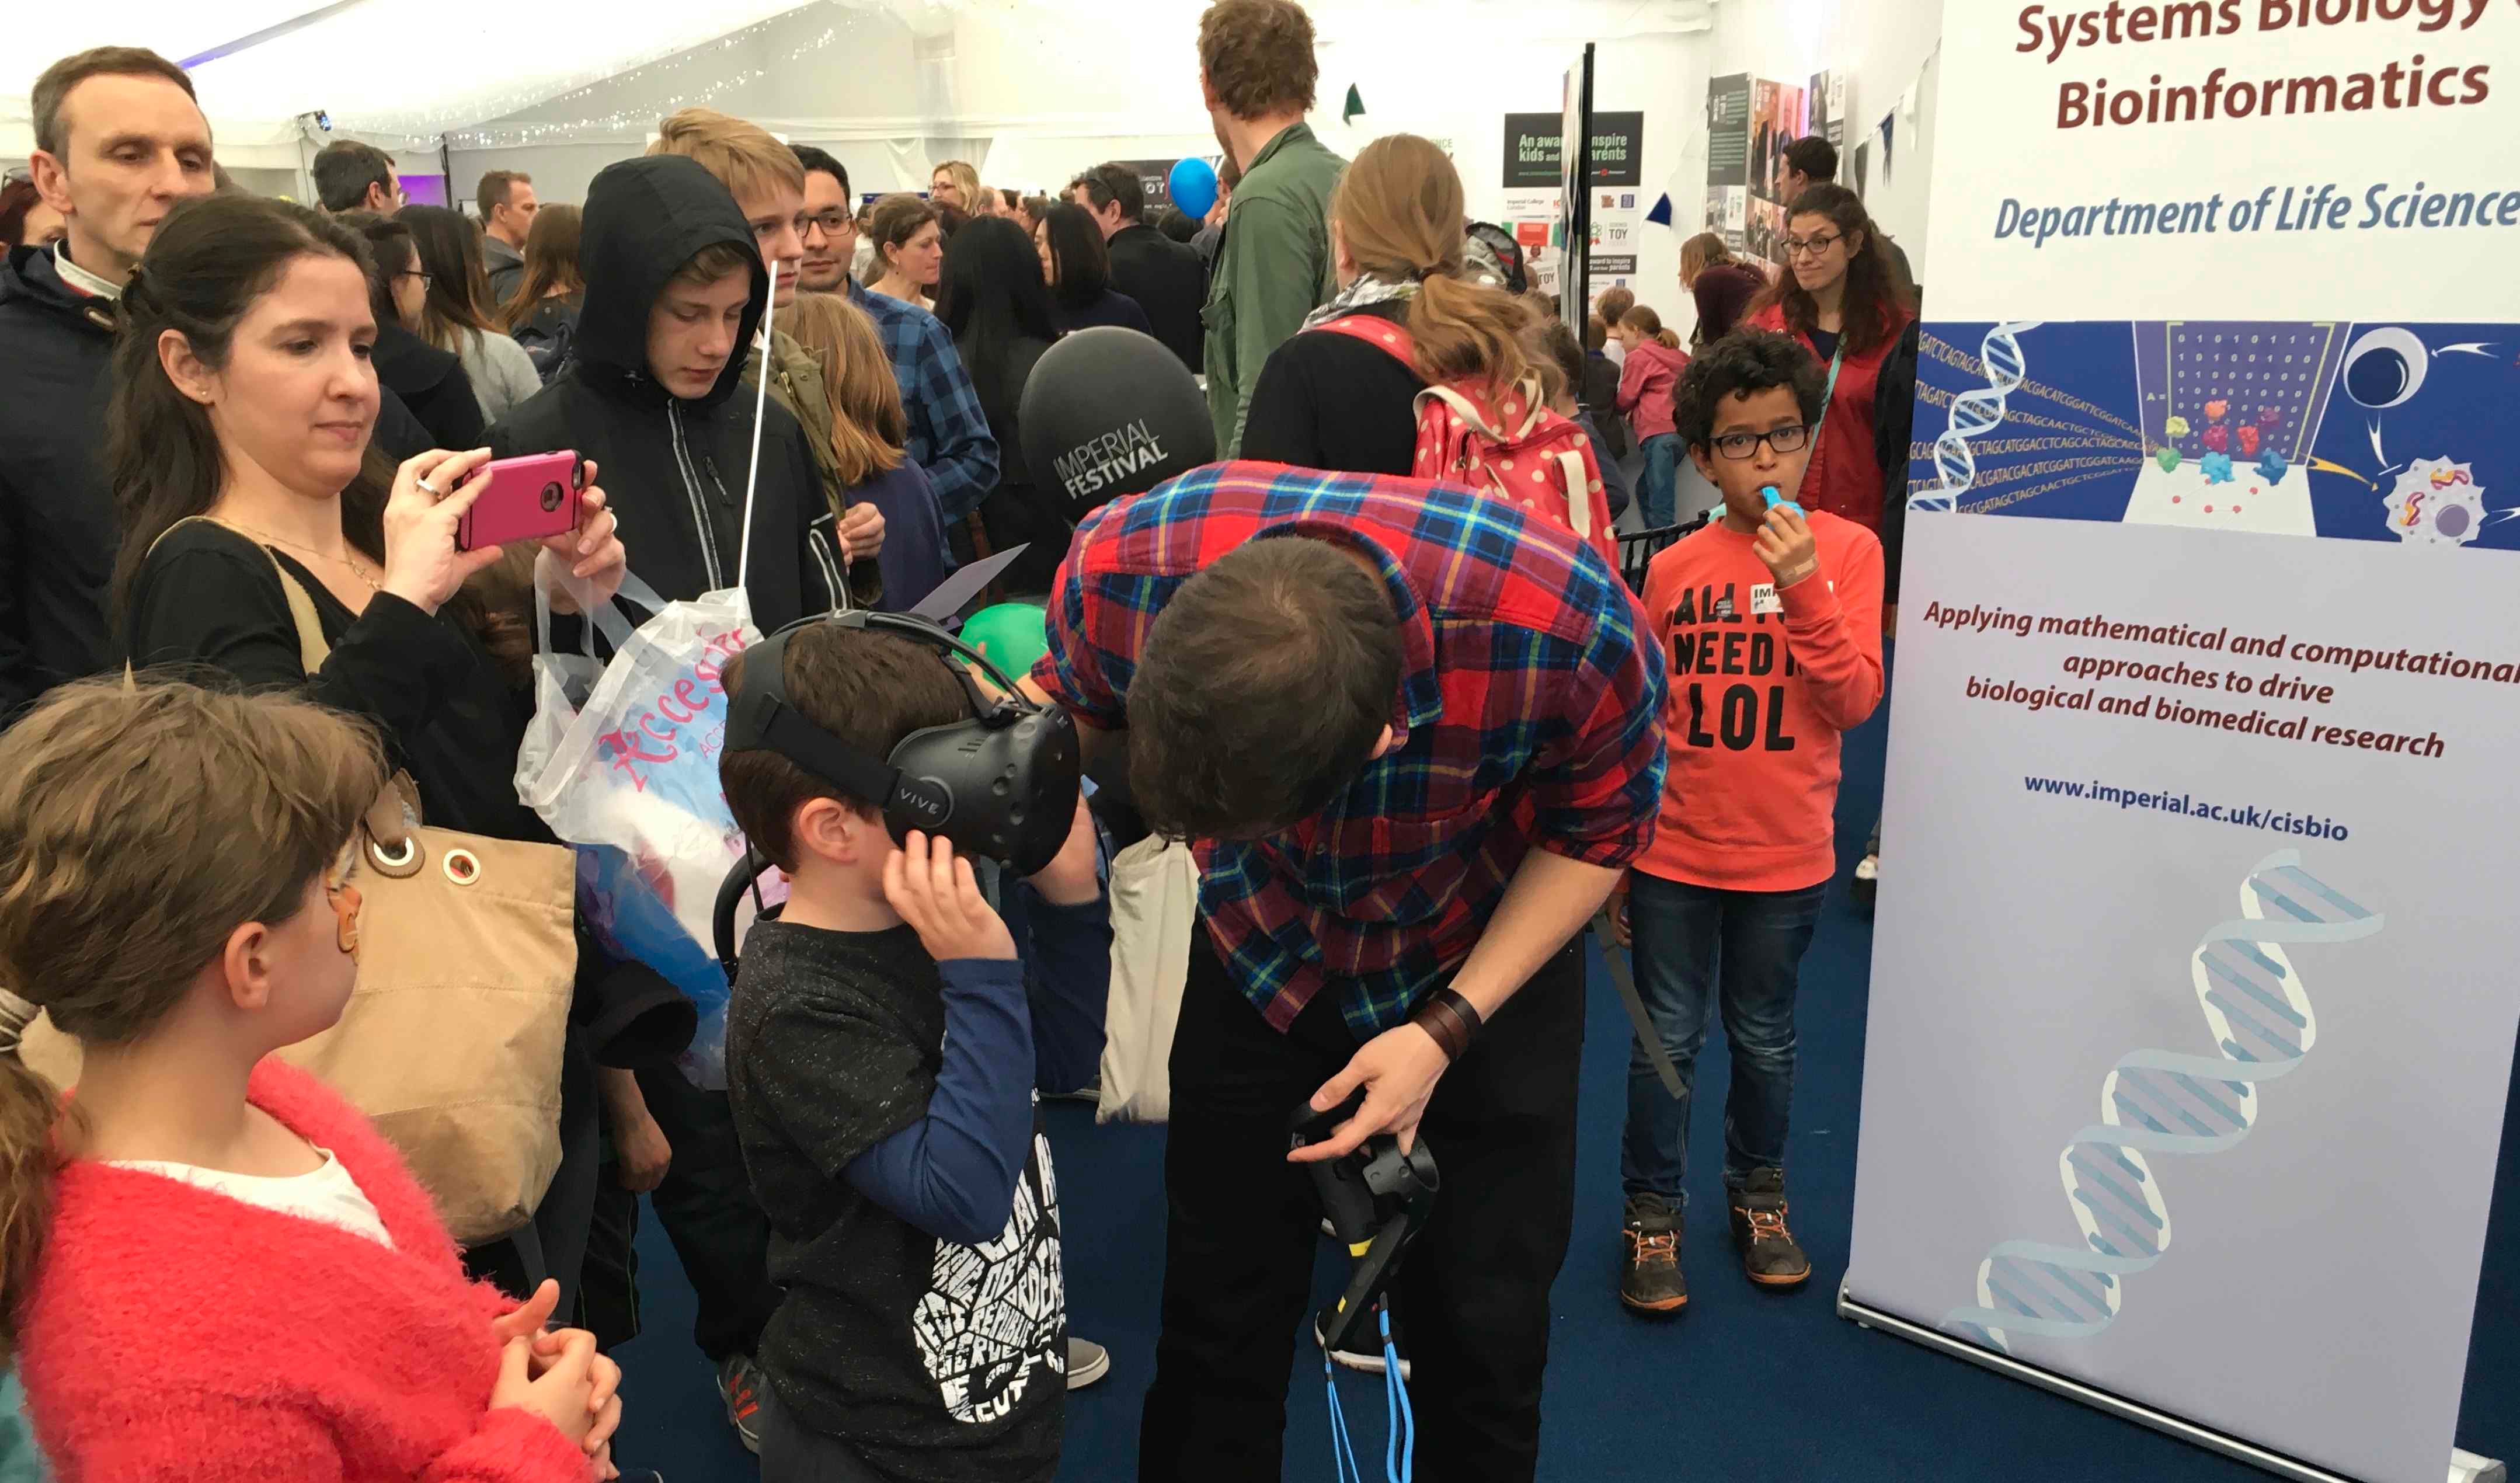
713, 610, 1082, 964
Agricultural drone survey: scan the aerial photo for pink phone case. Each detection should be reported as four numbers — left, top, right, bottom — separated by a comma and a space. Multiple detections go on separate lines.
455, 451, 584, 552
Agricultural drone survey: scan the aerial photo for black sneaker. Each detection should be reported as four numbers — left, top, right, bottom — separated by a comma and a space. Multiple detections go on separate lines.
1619, 1192, 1687, 1313
1728, 1169, 1811, 1288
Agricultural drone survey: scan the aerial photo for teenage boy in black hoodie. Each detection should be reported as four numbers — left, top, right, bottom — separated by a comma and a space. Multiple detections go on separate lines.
489, 151, 842, 1451
490, 152, 845, 629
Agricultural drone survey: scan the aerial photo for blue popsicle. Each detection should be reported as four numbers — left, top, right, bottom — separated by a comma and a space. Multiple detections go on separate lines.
1761, 484, 1804, 517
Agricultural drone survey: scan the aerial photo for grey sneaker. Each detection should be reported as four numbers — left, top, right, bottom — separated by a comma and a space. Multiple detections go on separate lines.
1728, 1169, 1812, 1289
1620, 1191, 1687, 1313
717, 1353, 765, 1454
1067, 1335, 1112, 1390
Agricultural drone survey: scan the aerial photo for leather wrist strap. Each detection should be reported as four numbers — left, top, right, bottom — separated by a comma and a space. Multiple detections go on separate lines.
1409, 987, 1485, 1063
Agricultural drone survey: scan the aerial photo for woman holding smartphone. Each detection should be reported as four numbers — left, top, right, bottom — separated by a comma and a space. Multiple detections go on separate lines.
107, 193, 670, 1321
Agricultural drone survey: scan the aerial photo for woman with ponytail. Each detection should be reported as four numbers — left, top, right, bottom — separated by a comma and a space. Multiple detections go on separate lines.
1, 680, 623, 1480
107, 193, 675, 1324
1240, 131, 1538, 478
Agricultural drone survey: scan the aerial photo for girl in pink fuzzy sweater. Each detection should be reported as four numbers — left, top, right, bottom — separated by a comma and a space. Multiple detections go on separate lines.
0, 680, 622, 1482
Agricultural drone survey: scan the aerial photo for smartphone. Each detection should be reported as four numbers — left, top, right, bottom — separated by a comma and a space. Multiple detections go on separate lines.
455, 450, 585, 552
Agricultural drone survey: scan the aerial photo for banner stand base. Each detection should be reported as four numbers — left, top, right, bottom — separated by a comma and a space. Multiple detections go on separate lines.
1836, 1285, 2506, 1483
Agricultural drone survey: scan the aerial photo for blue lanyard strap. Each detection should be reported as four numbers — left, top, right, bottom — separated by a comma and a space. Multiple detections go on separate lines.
1324, 1300, 1416, 1483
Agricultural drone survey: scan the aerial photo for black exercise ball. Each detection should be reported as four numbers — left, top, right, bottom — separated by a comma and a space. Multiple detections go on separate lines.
1019, 326, 1216, 523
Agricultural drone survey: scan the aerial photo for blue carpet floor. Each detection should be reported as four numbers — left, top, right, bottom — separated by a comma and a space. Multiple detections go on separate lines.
609, 689, 2520, 1482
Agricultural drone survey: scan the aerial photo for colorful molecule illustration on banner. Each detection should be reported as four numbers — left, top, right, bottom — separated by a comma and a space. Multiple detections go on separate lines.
2383, 457, 2487, 547
2256, 450, 2289, 485
2200, 452, 2235, 485
2156, 447, 2181, 473
2201, 424, 2229, 454
1943, 853, 2382, 1355
2203, 398, 2229, 423
2163, 415, 2191, 439
2258, 404, 2284, 429
2236, 424, 2261, 458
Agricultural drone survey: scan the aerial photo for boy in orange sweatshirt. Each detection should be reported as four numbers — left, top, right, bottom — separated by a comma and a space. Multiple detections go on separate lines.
1610, 330, 1884, 1313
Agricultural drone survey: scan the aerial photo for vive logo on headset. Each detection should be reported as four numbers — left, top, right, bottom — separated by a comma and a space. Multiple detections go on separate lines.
898, 775, 953, 824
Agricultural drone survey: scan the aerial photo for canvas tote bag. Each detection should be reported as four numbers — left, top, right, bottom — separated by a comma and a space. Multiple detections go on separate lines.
22, 523, 577, 1244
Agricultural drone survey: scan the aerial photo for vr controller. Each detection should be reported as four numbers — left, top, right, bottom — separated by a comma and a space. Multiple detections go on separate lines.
1289, 1089, 1440, 1355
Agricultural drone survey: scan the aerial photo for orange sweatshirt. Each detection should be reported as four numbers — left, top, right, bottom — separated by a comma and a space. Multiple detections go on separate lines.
1635, 510, 1885, 892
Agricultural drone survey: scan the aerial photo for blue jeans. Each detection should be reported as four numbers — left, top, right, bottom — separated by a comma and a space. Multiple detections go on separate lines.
1639, 433, 1683, 529
1618, 872, 1828, 1204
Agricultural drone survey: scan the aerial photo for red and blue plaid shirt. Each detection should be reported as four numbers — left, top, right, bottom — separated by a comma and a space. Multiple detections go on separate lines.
1032, 461, 1667, 1037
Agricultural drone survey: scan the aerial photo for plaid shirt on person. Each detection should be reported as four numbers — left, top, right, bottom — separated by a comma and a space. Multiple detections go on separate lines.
845, 280, 1000, 521
1031, 461, 1668, 1037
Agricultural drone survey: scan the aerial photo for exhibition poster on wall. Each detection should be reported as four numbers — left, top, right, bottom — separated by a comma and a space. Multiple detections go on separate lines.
1704, 72, 1752, 254
1846, 3, 2520, 1481
1746, 78, 1808, 264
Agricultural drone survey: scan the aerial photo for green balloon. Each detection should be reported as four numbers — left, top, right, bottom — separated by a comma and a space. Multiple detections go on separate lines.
962, 603, 1049, 677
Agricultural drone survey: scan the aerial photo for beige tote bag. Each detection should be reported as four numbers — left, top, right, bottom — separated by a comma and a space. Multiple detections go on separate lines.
23, 524, 577, 1243
1095, 836, 1202, 1124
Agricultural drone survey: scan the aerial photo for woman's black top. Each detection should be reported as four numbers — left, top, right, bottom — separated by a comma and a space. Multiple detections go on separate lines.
1240, 301, 1425, 478
123, 521, 695, 1066
961, 334, 1068, 597
374, 324, 489, 453
126, 521, 539, 841
1050, 289, 1154, 339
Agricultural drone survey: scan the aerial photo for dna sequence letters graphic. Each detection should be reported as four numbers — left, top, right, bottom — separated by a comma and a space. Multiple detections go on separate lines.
1943, 851, 2382, 1354
1915, 319, 2041, 513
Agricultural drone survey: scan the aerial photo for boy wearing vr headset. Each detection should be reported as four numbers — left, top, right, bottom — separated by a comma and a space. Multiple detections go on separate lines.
718, 621, 1110, 1482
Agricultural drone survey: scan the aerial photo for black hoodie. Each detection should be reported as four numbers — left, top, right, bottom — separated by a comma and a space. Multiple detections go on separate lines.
489, 156, 840, 628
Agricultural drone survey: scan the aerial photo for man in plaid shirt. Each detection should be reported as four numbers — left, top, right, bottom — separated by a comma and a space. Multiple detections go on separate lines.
1024, 461, 1665, 1482
843, 276, 1000, 522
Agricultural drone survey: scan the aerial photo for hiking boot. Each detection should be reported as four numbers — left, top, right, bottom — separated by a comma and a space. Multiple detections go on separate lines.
1728, 1169, 1811, 1288
1620, 1192, 1687, 1313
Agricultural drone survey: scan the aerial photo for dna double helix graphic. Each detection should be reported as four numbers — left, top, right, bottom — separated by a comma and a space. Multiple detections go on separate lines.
1944, 851, 2383, 1354
1914, 319, 2042, 513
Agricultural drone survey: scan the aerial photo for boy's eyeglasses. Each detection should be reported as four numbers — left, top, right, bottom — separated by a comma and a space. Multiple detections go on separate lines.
1709, 425, 1814, 461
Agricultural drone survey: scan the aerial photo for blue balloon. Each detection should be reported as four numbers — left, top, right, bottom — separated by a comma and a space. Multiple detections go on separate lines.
1168, 157, 1220, 220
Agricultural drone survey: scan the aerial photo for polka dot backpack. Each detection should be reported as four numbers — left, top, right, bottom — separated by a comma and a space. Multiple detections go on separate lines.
1315, 316, 1617, 569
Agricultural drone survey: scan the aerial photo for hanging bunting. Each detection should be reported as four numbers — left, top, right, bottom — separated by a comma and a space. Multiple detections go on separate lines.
1645, 193, 1673, 227
1343, 85, 1366, 124
1879, 113, 1896, 181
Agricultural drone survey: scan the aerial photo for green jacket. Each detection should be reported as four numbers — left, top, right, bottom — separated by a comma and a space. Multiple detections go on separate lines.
1203, 123, 1346, 457
746, 327, 882, 605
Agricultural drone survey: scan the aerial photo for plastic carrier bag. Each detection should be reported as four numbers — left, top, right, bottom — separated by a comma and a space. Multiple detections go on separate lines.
517, 571, 760, 1088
